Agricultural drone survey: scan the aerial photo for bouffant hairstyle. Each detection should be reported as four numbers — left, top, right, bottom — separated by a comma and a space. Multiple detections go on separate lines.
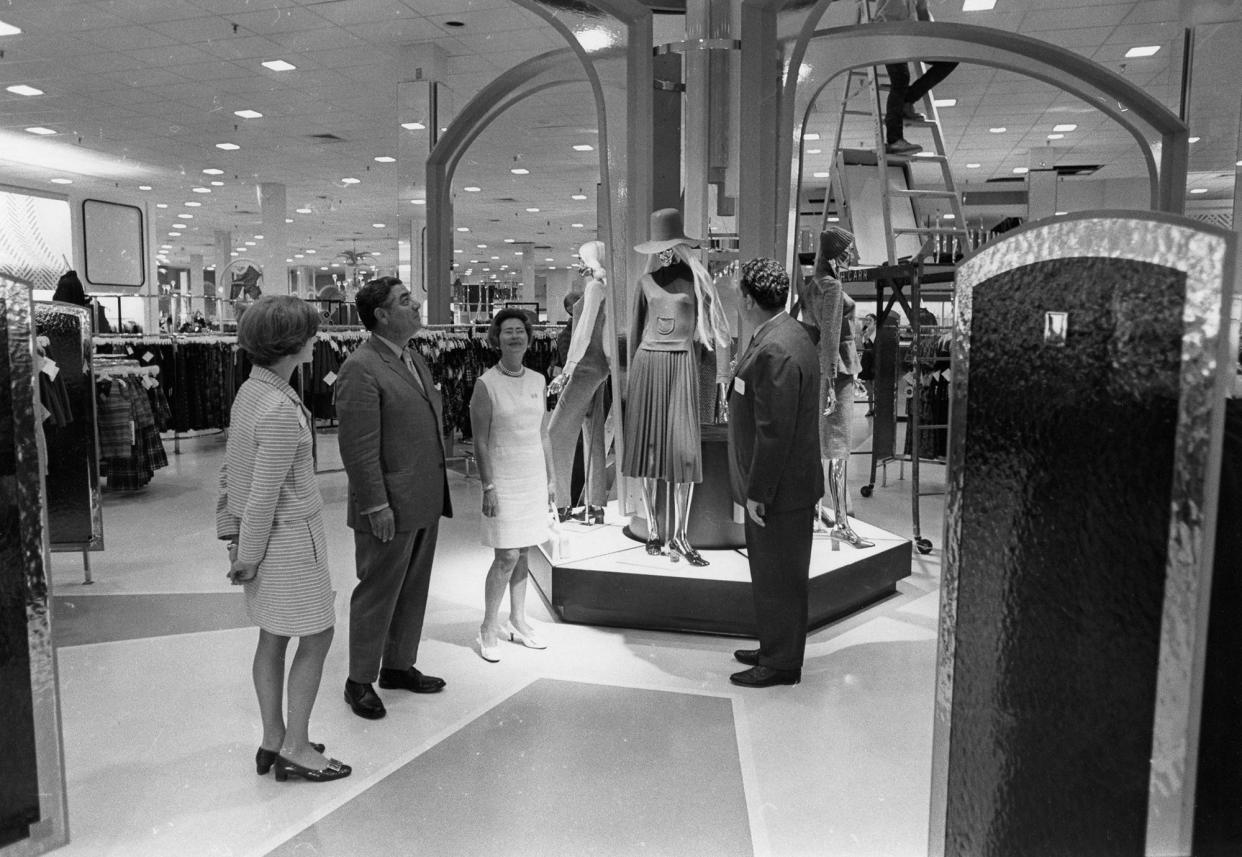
739, 257, 790, 311
237, 295, 320, 367
487, 307, 533, 348
354, 276, 404, 331
53, 270, 89, 306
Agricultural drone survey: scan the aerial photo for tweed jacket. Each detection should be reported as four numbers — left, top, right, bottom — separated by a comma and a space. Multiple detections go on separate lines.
215, 367, 322, 565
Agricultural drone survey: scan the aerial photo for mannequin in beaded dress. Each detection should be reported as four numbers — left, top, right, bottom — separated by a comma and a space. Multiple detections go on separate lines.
793, 226, 874, 549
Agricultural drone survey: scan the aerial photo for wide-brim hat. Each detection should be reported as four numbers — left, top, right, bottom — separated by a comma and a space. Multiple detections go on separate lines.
819, 225, 855, 262
634, 208, 701, 254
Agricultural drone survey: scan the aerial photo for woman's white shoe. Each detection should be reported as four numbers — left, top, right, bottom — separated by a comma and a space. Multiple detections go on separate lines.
476, 631, 501, 663
503, 622, 548, 650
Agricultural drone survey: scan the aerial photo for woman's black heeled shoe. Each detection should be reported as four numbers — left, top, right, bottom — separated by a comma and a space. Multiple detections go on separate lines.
256, 742, 325, 775
273, 754, 351, 783
586, 505, 606, 525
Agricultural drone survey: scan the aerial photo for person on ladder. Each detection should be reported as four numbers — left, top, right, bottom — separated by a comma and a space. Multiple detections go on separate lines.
872, 0, 958, 156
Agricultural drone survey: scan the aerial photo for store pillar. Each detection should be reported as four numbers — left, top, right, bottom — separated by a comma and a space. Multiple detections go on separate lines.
257, 182, 287, 295
399, 44, 445, 321
930, 214, 1237, 857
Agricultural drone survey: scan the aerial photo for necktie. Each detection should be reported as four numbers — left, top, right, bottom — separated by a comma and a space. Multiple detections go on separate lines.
401, 345, 426, 393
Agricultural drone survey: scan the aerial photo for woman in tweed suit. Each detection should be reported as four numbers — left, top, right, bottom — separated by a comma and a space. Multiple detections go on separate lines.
216, 296, 350, 783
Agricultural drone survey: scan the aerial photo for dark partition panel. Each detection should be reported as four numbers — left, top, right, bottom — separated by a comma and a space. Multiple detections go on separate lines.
930, 213, 1236, 857
0, 283, 69, 855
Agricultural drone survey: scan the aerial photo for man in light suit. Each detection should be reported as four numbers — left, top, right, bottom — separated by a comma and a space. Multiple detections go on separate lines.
337, 277, 452, 719
726, 258, 823, 688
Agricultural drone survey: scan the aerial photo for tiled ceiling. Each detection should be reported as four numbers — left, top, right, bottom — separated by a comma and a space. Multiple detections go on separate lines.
0, 0, 1237, 283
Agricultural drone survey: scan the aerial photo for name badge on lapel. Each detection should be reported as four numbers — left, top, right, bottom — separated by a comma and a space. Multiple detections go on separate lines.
733, 376, 746, 396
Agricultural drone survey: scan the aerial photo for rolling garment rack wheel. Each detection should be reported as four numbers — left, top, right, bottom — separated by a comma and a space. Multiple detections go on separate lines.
915, 537, 933, 554
860, 484, 874, 497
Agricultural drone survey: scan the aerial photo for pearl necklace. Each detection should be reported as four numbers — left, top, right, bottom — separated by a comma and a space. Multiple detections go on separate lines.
496, 362, 525, 378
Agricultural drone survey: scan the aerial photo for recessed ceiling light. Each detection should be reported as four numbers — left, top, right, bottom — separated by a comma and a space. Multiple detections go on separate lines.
192, 186, 210, 193
803, 133, 821, 141
49, 177, 72, 184
966, 163, 981, 169
571, 223, 585, 228
812, 171, 830, 178
571, 193, 587, 200
933, 98, 957, 107
160, 245, 171, 250
503, 238, 516, 243
491, 256, 500, 261
234, 109, 263, 119
942, 213, 957, 220
156, 203, 168, 209
341, 177, 360, 184
573, 144, 594, 152
1189, 188, 1208, 194
373, 223, 386, 228
296, 207, 312, 214
525, 207, 540, 212
401, 121, 426, 130
454, 249, 463, 254
216, 142, 240, 150
1047, 133, 1065, 140
0, 20, 23, 36
7, 84, 43, 97
320, 266, 328, 271
1189, 136, 1201, 143
374, 155, 396, 163
989, 127, 1007, 133
463, 186, 481, 192
184, 201, 201, 207
210, 181, 224, 186
294, 253, 304, 259
805, 148, 822, 155
456, 226, 470, 232
1013, 167, 1029, 174
138, 184, 152, 191
1051, 124, 1077, 133
25, 126, 56, 135
244, 241, 256, 246
962, 0, 996, 9
511, 168, 530, 175
261, 59, 296, 71
285, 218, 294, 223
1236, 160, 1242, 167
255, 235, 264, 239
1125, 45, 1160, 58
178, 213, 193, 219
411, 199, 426, 205
231, 251, 239, 256
306, 249, 315, 254
203, 168, 223, 175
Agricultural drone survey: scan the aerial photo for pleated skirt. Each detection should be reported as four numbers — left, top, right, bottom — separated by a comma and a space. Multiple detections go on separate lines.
243, 513, 336, 637
622, 347, 702, 483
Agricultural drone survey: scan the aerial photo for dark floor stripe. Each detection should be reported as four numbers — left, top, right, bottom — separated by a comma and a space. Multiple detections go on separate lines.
52, 593, 250, 647
266, 678, 753, 857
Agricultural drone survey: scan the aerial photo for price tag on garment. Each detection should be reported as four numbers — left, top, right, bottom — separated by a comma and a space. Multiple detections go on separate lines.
125, 345, 134, 355
141, 374, 158, 390
40, 357, 59, 380
322, 371, 337, 387
733, 376, 746, 396
142, 351, 155, 363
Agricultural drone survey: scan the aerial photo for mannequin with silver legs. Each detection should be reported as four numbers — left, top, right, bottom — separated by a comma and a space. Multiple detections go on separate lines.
793, 226, 874, 550
622, 209, 732, 566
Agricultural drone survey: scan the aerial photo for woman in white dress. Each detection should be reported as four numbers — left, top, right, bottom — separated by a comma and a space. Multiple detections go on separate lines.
470, 308, 555, 662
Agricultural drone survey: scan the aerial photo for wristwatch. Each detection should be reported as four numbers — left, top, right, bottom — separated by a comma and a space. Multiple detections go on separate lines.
482, 483, 496, 492
225, 539, 238, 550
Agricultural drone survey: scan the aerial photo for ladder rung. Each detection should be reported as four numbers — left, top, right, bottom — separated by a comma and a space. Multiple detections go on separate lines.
890, 188, 959, 199
893, 226, 970, 236
843, 109, 872, 117
908, 153, 949, 163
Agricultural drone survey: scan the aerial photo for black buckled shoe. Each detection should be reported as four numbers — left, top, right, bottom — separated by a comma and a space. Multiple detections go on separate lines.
733, 648, 760, 666
344, 679, 387, 719
378, 666, 446, 694
257, 743, 324, 775
729, 665, 801, 688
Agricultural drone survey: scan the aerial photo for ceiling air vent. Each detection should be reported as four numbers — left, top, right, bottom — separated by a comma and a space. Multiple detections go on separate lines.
308, 133, 346, 143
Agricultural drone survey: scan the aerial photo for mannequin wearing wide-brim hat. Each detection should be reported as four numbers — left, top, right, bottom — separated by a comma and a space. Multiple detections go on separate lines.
792, 226, 874, 550
623, 209, 732, 566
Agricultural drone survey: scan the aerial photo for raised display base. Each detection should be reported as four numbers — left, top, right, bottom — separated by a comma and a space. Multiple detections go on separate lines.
528, 504, 912, 637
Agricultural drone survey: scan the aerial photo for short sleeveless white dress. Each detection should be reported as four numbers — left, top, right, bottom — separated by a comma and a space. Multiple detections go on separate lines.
475, 366, 552, 549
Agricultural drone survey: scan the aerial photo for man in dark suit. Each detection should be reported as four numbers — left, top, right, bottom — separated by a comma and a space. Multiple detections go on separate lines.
337, 277, 452, 719
726, 258, 823, 688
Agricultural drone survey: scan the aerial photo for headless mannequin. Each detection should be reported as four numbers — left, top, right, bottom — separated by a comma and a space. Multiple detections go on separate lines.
795, 230, 874, 549
624, 244, 731, 566
548, 241, 611, 523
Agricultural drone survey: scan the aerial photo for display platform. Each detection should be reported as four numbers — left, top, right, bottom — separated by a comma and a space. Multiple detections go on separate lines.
528, 505, 912, 637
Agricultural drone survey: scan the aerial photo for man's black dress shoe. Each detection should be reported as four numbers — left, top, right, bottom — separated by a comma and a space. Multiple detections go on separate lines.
730, 665, 801, 688
344, 679, 387, 719
378, 666, 446, 694
733, 648, 760, 666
